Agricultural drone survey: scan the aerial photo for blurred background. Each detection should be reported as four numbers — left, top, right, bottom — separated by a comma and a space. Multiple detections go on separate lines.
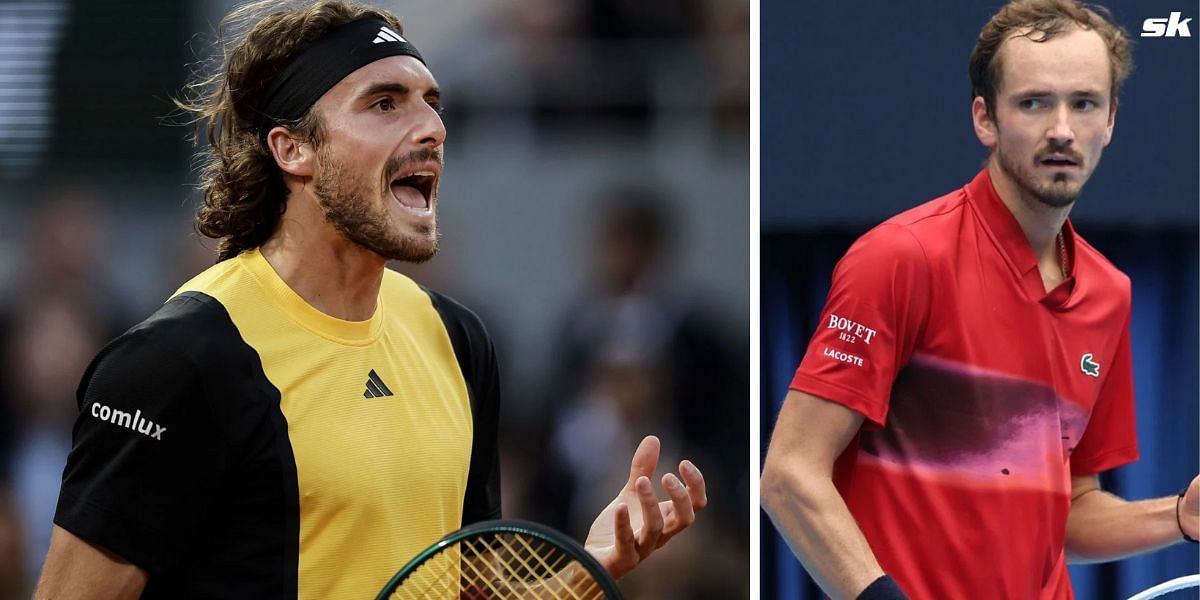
761, 1, 1197, 599
0, 0, 749, 598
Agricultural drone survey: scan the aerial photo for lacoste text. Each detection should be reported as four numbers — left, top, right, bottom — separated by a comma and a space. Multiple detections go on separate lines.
827, 313, 878, 345
824, 346, 865, 368
1142, 13, 1192, 37
91, 402, 166, 440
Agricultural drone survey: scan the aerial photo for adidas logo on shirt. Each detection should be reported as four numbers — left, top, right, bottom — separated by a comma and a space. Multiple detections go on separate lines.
363, 369, 394, 398
90, 402, 166, 440
373, 26, 406, 44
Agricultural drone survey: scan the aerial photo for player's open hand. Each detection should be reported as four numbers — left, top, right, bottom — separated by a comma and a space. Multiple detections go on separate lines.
583, 435, 707, 579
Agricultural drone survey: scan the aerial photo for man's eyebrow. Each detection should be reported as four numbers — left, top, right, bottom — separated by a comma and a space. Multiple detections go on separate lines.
357, 82, 441, 101
1012, 88, 1105, 98
358, 82, 410, 99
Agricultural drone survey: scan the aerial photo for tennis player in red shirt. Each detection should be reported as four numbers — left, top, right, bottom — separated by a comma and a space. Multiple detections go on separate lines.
761, 1, 1199, 598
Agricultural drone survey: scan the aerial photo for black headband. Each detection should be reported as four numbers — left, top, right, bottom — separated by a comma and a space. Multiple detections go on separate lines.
255, 16, 425, 139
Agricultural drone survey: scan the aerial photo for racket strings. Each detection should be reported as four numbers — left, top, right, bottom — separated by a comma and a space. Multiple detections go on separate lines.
491, 534, 581, 598
389, 547, 461, 599
388, 532, 608, 599
509, 533, 605, 600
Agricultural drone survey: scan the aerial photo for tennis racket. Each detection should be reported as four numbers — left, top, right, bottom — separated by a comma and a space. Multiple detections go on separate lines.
374, 519, 623, 599
1127, 574, 1200, 600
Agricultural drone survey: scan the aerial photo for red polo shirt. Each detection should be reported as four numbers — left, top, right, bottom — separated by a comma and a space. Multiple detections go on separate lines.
791, 169, 1139, 600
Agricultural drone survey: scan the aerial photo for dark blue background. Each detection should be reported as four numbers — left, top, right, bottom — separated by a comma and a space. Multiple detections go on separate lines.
761, 0, 1199, 598
763, 0, 1198, 229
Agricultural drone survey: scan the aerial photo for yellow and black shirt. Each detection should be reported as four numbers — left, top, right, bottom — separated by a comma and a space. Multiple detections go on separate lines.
54, 248, 501, 599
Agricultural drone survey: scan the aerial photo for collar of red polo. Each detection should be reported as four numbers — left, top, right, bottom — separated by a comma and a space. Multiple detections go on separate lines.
964, 168, 1077, 306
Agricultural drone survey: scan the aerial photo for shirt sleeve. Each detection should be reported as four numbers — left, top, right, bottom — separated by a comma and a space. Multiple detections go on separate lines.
1070, 309, 1139, 476
790, 224, 931, 428
424, 289, 502, 524
54, 327, 226, 574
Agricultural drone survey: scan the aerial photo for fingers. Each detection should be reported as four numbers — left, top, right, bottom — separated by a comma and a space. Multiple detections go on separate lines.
596, 502, 640, 581
656, 472, 695, 548
626, 435, 661, 486
679, 459, 707, 511
600, 451, 705, 579
635, 476, 664, 556
613, 502, 637, 567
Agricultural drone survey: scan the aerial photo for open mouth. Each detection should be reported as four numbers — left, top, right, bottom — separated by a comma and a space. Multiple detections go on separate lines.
390, 170, 436, 210
1039, 155, 1079, 168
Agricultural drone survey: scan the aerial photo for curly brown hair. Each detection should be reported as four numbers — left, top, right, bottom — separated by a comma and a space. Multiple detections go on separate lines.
176, 0, 406, 261
969, 0, 1132, 119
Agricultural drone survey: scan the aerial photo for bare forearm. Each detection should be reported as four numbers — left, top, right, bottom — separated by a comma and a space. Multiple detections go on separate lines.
36, 562, 145, 600
1065, 490, 1183, 563
35, 526, 147, 600
761, 466, 884, 600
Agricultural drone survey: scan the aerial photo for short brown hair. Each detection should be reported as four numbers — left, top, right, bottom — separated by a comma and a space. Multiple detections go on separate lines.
176, 0, 406, 261
969, 0, 1132, 118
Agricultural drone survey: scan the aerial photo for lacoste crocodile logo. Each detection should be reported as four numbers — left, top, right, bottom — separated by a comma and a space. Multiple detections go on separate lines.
1080, 353, 1100, 377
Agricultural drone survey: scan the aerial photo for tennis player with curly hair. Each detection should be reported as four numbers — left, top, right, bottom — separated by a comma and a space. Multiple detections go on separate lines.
34, 1, 706, 598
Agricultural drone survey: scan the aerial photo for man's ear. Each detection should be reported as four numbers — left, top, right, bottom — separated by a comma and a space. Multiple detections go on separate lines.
266, 126, 315, 177
1103, 97, 1117, 147
971, 96, 998, 150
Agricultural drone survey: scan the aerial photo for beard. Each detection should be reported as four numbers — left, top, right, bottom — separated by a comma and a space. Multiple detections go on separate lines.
312, 147, 441, 263
994, 141, 1088, 209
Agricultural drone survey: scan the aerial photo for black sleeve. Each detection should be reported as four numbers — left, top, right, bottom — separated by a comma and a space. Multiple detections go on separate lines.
423, 289, 502, 524
54, 323, 227, 574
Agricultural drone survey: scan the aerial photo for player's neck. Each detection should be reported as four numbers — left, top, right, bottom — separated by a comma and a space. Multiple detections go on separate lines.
986, 160, 1071, 268
260, 198, 386, 322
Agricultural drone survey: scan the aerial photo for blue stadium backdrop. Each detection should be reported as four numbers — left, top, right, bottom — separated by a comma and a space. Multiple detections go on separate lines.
761, 0, 1199, 598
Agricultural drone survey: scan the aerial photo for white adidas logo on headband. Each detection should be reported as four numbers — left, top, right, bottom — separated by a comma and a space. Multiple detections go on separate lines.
372, 25, 406, 44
